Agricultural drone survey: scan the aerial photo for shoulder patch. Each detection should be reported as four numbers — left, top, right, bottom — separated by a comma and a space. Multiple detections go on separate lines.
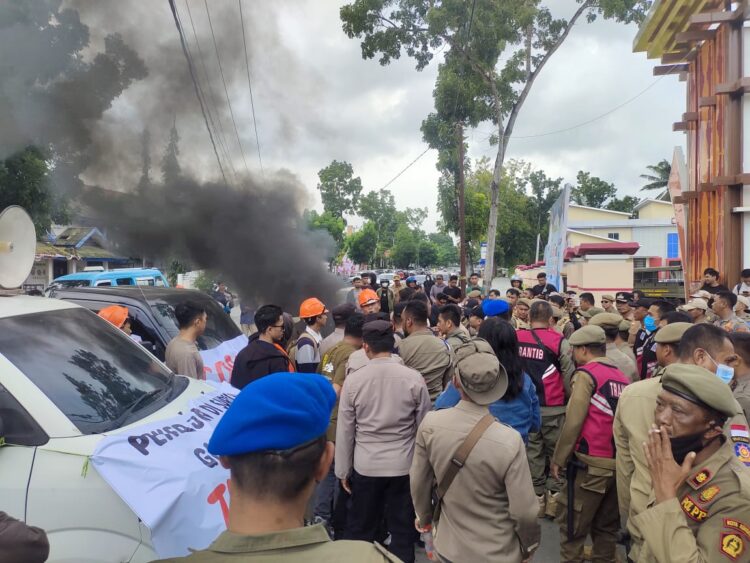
735, 442, 750, 467
681, 495, 708, 522
699, 485, 721, 504
690, 469, 713, 489
731, 425, 749, 441
721, 532, 745, 560
724, 519, 750, 541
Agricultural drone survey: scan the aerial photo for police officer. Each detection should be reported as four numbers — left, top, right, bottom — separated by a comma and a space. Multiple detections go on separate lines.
517, 300, 575, 518
652, 322, 693, 377
588, 313, 637, 381
632, 364, 750, 562
155, 372, 399, 562
550, 325, 630, 562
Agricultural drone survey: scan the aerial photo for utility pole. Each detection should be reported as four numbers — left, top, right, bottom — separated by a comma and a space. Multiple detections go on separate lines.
457, 122, 467, 295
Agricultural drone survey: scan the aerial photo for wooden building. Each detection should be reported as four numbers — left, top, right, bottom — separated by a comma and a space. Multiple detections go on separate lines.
634, 0, 749, 293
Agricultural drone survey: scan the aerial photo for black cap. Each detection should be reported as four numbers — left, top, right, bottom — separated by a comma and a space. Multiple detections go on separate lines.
615, 292, 633, 303
331, 303, 356, 323
630, 298, 654, 309
362, 320, 393, 339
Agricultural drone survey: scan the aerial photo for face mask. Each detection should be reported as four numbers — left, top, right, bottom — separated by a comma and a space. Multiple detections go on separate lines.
644, 315, 657, 332
704, 352, 735, 384
670, 430, 708, 465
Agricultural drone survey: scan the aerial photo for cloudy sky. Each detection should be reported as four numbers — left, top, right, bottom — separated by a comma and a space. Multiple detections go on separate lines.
80, 0, 685, 232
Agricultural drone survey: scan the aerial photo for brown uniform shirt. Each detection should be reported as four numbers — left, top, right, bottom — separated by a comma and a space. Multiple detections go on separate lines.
319, 341, 358, 441
410, 401, 540, 562
606, 342, 638, 382
631, 440, 750, 563
398, 328, 453, 402
153, 524, 400, 562
165, 337, 204, 380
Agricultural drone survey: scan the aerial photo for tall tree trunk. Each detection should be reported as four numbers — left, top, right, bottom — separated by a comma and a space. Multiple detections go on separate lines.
481, 0, 591, 290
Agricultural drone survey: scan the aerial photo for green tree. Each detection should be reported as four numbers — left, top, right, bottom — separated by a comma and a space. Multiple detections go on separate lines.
341, 0, 651, 286
571, 171, 617, 208
527, 169, 562, 254
346, 221, 378, 265
640, 159, 671, 192
317, 160, 363, 220
306, 209, 346, 261
429, 233, 459, 265
606, 195, 639, 216
418, 240, 439, 267
391, 223, 418, 268
0, 146, 69, 236
161, 119, 181, 184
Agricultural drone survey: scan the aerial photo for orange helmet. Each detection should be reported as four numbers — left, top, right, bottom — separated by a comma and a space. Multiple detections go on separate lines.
98, 305, 129, 328
299, 298, 327, 319
359, 289, 379, 307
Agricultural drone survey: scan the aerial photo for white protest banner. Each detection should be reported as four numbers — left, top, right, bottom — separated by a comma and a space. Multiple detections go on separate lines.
92, 383, 238, 558
200, 334, 248, 383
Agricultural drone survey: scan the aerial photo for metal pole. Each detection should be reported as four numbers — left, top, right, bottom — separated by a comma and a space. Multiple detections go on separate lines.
535, 233, 541, 263
457, 123, 467, 295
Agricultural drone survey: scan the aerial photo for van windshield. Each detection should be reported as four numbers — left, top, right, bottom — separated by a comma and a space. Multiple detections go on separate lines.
0, 308, 186, 434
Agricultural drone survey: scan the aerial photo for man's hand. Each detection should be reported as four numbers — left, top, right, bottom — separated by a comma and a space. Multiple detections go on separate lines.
340, 478, 351, 495
643, 425, 695, 503
550, 462, 562, 482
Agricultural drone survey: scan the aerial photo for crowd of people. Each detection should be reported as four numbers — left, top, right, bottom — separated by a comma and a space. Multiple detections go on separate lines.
148, 266, 750, 562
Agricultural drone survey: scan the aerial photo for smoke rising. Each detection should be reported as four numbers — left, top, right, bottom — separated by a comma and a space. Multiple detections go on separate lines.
0, 0, 343, 310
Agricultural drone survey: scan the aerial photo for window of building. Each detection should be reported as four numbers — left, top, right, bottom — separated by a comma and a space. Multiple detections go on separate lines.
607, 232, 620, 240
667, 233, 679, 258
634, 258, 647, 268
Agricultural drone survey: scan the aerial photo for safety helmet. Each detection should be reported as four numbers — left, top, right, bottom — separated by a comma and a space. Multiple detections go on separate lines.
299, 298, 328, 319
510, 275, 522, 281
98, 305, 129, 329
358, 289, 379, 307
406, 276, 417, 284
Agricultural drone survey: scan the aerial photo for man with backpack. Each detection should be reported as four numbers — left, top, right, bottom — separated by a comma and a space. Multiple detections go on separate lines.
410, 339, 540, 562
291, 297, 329, 373
516, 300, 575, 518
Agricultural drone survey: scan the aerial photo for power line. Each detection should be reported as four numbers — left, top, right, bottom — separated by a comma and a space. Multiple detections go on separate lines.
238, 0, 265, 177
167, 0, 228, 185
379, 147, 431, 190
183, 0, 238, 185
204, 0, 251, 178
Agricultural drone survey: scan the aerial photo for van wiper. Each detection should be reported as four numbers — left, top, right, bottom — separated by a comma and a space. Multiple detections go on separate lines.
102, 388, 166, 433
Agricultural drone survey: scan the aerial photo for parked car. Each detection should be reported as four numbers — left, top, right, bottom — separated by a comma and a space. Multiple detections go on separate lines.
46, 267, 169, 293
47, 287, 242, 361
0, 294, 212, 561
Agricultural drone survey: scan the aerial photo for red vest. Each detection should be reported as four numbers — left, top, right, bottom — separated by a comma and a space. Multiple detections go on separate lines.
517, 328, 566, 407
575, 361, 629, 458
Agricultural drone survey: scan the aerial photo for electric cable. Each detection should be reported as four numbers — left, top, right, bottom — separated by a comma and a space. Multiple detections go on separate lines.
238, 0, 265, 177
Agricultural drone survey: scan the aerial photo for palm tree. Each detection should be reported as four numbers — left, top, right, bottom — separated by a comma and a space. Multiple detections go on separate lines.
640, 159, 671, 191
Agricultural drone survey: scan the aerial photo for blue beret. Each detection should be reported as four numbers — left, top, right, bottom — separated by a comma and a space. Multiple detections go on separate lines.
482, 299, 509, 317
208, 372, 336, 456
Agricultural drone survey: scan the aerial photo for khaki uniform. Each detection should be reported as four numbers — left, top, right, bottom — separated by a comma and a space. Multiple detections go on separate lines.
616, 341, 637, 367
631, 441, 750, 563
735, 378, 750, 423
398, 328, 453, 402
154, 525, 400, 562
552, 358, 622, 562
319, 341, 358, 441
614, 373, 750, 558
410, 401, 540, 563
444, 327, 472, 353
606, 342, 637, 382
514, 317, 530, 330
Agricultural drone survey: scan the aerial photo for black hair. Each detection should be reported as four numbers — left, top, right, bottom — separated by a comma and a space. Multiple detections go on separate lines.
704, 267, 720, 278
438, 304, 462, 327
344, 313, 365, 338
716, 290, 738, 309
742, 269, 750, 278
226, 435, 326, 502
489, 289, 501, 297
729, 332, 750, 368
579, 292, 595, 306
403, 300, 429, 325
303, 315, 324, 326
530, 301, 553, 323
352, 276, 361, 282
255, 304, 283, 334
618, 327, 629, 341
663, 311, 692, 325
652, 300, 676, 320
399, 287, 416, 302
449, 275, 458, 281
506, 288, 520, 297
537, 272, 547, 278
174, 301, 207, 329
363, 331, 395, 353
468, 305, 485, 320
679, 324, 732, 361
548, 294, 565, 307
477, 318, 525, 401
603, 326, 619, 342
470, 272, 479, 278
580, 342, 607, 356
410, 291, 429, 304
393, 301, 408, 322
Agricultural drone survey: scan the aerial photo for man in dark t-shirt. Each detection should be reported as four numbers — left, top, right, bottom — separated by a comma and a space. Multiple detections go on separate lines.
442, 275, 463, 304
531, 272, 557, 298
